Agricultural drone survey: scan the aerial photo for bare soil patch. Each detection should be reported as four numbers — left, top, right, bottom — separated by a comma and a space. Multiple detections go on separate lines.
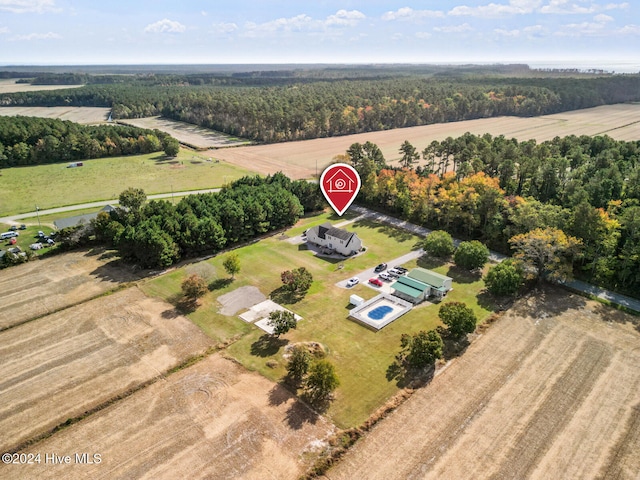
6, 354, 334, 480
211, 104, 640, 179
0, 287, 214, 454
0, 106, 110, 124
120, 116, 251, 149
0, 249, 141, 331
326, 288, 640, 480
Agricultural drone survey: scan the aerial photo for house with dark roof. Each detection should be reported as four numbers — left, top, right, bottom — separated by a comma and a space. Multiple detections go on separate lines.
391, 267, 453, 303
305, 222, 362, 256
54, 205, 117, 230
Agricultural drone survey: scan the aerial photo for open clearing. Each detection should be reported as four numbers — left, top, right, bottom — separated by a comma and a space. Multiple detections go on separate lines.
0, 286, 215, 454
119, 116, 251, 149
4, 353, 334, 479
211, 103, 640, 179
0, 79, 85, 94
0, 249, 141, 331
0, 106, 110, 124
327, 288, 640, 480
0, 149, 251, 216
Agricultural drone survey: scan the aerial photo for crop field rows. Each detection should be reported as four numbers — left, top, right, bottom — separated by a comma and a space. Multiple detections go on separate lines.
211, 103, 640, 179
0, 251, 334, 480
327, 289, 640, 480
0, 106, 110, 124
118, 116, 251, 149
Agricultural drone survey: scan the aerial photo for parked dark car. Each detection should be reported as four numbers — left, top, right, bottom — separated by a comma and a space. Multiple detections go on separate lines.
393, 266, 408, 274
374, 263, 387, 273
19, 224, 27, 230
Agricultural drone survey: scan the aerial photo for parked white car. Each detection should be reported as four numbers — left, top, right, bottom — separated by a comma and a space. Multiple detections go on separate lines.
30, 243, 43, 250
346, 277, 360, 287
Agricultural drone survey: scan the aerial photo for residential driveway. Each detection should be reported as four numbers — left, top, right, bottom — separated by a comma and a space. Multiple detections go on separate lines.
336, 249, 424, 292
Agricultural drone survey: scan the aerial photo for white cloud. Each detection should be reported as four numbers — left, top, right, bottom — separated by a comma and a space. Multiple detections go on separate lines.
556, 14, 615, 35
415, 31, 433, 38
434, 23, 473, 33
540, 1, 597, 14
144, 19, 186, 34
523, 24, 546, 35
449, 0, 541, 17
495, 28, 521, 36
0, 0, 58, 13
593, 13, 613, 22
201, 11, 207, 16
244, 14, 313, 36
11, 31, 61, 40
242, 10, 365, 37
212, 22, 238, 34
0, 26, 10, 34
615, 24, 640, 34
326, 9, 365, 27
382, 7, 444, 21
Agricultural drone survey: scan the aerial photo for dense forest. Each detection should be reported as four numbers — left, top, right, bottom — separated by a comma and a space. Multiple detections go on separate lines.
78, 174, 324, 268
0, 116, 176, 167
346, 134, 640, 295
1, 71, 638, 143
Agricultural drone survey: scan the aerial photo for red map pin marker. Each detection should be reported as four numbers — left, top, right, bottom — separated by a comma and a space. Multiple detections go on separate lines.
320, 163, 361, 216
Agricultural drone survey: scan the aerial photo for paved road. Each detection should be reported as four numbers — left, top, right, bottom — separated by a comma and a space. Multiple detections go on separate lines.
563, 279, 640, 313
351, 205, 508, 262
0, 188, 221, 224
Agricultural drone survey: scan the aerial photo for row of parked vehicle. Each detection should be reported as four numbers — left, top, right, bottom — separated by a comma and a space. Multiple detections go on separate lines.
345, 263, 408, 288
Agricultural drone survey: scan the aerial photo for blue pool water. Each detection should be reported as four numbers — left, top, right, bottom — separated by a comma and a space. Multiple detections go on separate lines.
368, 305, 393, 320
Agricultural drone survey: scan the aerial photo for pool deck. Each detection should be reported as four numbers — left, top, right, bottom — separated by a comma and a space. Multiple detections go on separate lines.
348, 294, 413, 331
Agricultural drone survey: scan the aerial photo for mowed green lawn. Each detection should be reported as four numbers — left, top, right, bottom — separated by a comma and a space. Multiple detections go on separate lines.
140, 211, 496, 428
0, 149, 253, 216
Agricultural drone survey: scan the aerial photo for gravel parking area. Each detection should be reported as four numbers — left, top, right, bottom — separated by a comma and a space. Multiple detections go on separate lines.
217, 286, 266, 316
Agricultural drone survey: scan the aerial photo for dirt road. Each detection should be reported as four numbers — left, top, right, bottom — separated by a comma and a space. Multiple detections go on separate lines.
326, 289, 640, 480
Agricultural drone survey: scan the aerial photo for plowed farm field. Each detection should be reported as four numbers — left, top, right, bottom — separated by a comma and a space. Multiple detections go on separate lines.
0, 249, 334, 479
211, 103, 640, 179
0, 106, 110, 124
119, 116, 250, 149
327, 288, 640, 480
0, 250, 141, 331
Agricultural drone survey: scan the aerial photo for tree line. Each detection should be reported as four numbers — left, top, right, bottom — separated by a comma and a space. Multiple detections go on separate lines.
0, 116, 177, 167
83, 173, 321, 268
346, 134, 640, 296
2, 74, 638, 143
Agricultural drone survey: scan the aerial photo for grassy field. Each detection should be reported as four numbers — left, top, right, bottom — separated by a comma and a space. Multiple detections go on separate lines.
140, 211, 496, 428
0, 149, 253, 216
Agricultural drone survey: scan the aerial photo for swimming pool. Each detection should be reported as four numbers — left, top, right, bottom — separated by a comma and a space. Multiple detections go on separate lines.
349, 294, 413, 330
368, 305, 394, 320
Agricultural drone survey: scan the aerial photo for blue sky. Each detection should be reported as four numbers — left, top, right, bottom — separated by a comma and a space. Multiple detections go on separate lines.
0, 0, 638, 68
